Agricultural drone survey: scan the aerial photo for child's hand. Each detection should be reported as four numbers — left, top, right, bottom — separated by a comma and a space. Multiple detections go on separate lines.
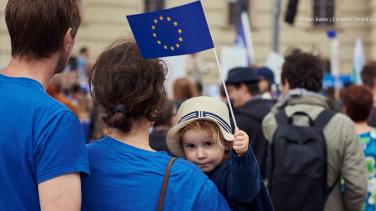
233, 127, 249, 156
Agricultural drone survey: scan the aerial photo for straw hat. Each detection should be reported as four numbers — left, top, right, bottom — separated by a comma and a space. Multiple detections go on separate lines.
167, 96, 234, 157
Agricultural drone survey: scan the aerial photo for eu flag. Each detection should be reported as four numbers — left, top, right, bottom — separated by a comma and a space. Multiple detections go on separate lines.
126, 1, 214, 59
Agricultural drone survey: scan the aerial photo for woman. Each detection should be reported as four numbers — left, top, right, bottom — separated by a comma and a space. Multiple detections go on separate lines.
81, 39, 230, 210
341, 85, 376, 211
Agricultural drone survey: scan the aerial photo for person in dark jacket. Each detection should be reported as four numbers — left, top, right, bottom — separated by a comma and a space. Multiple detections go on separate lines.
226, 67, 276, 179
167, 96, 273, 211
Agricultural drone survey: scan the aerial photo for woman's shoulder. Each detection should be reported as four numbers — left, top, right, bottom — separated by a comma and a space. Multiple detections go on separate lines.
168, 159, 223, 198
171, 158, 206, 175
86, 137, 109, 152
169, 158, 218, 186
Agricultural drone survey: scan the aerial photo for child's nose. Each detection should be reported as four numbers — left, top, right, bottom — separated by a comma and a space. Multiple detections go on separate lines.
197, 147, 206, 159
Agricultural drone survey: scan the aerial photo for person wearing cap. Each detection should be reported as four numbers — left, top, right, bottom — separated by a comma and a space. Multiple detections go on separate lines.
225, 67, 275, 179
167, 96, 273, 211
256, 66, 277, 100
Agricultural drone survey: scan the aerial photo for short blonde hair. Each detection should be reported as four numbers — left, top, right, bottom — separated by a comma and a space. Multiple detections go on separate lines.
179, 120, 232, 152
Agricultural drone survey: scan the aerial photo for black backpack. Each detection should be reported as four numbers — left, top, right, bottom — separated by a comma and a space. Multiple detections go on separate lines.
270, 109, 337, 211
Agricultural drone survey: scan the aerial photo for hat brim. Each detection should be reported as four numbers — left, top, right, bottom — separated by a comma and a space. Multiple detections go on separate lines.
167, 117, 234, 157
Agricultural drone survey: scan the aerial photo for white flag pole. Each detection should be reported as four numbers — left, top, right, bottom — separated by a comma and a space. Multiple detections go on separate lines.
213, 48, 238, 129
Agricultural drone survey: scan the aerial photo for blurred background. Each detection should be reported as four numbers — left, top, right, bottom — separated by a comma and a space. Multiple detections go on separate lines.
2, 0, 375, 85
1, 0, 375, 140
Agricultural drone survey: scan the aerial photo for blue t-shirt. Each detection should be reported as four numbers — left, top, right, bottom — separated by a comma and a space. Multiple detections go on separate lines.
0, 74, 90, 210
82, 136, 231, 211
359, 130, 376, 211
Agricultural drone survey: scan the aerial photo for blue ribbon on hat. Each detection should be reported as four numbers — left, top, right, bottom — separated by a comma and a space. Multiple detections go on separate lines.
178, 111, 232, 133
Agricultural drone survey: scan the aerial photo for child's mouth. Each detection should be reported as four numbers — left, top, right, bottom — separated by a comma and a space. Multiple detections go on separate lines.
198, 163, 209, 168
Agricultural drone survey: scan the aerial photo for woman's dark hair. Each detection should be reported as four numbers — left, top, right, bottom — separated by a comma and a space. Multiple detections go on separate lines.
89, 39, 167, 132
341, 85, 373, 122
281, 49, 324, 92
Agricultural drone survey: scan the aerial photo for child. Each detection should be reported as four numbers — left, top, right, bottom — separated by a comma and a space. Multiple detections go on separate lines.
167, 96, 274, 211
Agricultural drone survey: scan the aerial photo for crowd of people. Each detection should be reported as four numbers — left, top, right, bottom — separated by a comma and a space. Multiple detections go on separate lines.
1, 0, 376, 211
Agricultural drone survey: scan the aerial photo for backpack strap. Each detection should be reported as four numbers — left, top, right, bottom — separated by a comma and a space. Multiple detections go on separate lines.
314, 109, 337, 129
269, 110, 289, 188
275, 109, 315, 126
275, 109, 289, 126
158, 157, 176, 211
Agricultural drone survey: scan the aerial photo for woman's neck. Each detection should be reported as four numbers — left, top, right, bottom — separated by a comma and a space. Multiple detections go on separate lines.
107, 120, 155, 151
354, 121, 374, 135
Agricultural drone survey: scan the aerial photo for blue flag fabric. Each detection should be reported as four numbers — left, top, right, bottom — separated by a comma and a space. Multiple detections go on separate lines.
126, 1, 214, 59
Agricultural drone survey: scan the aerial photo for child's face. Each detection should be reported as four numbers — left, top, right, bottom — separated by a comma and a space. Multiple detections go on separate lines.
182, 129, 225, 173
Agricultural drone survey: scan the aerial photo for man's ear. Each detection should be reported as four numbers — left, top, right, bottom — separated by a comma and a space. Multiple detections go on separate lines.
282, 79, 290, 94
240, 83, 248, 92
63, 28, 73, 51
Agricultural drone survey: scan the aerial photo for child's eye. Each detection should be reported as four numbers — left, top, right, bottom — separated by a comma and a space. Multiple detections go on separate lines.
204, 141, 214, 146
185, 144, 196, 149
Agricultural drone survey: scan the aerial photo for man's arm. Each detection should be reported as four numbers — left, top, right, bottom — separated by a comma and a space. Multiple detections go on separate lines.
38, 173, 82, 211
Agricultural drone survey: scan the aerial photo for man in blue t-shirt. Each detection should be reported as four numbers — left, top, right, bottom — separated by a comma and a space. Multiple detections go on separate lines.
0, 0, 89, 210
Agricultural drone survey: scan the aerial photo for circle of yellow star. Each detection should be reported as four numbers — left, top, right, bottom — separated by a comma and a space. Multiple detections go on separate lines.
151, 17, 184, 51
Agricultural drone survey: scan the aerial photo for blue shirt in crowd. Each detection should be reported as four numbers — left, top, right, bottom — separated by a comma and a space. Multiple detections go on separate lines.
82, 136, 231, 211
0, 74, 90, 210
359, 130, 376, 211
